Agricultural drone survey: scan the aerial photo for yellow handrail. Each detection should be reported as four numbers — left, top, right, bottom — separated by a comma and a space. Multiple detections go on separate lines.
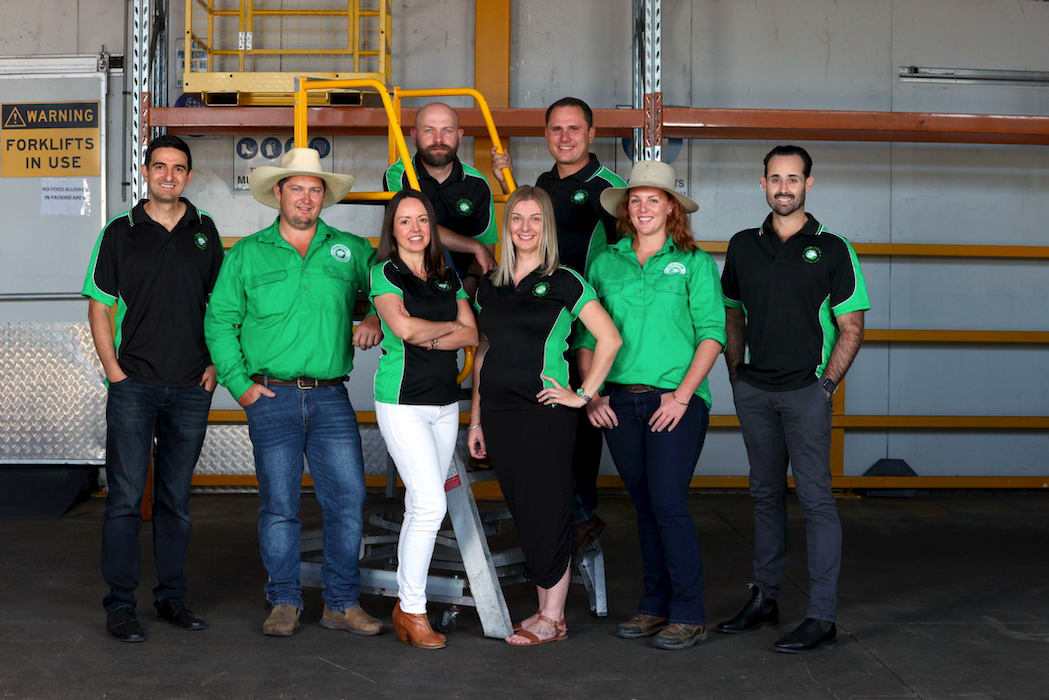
394, 86, 517, 193
293, 77, 421, 193
294, 78, 478, 384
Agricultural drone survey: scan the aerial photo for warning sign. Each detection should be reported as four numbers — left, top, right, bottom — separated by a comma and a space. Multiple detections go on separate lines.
1, 102, 101, 177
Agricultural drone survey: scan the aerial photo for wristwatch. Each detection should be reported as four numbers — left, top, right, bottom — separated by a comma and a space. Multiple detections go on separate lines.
576, 388, 593, 404
820, 377, 837, 395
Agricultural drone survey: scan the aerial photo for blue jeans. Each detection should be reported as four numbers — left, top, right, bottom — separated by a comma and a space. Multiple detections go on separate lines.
102, 376, 213, 613
244, 383, 366, 612
603, 387, 709, 625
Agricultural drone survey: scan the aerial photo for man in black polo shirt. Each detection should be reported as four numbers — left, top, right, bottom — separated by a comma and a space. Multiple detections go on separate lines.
717, 145, 869, 654
492, 97, 626, 547
384, 102, 497, 295
83, 135, 223, 642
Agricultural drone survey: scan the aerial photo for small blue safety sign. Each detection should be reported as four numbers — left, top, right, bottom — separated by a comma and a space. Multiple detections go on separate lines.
261, 137, 282, 160
309, 137, 331, 158
236, 137, 258, 159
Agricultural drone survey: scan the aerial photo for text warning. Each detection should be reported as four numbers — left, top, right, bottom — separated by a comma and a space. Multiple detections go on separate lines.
1, 102, 101, 177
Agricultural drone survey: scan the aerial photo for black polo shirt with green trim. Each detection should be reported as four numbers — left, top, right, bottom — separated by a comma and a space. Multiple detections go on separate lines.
82, 198, 224, 387
474, 267, 597, 411
384, 154, 497, 273
535, 154, 627, 277
721, 213, 870, 392
370, 260, 468, 406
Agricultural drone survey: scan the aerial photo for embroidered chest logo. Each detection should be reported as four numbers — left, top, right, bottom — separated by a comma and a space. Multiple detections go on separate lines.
455, 198, 473, 215
330, 243, 352, 263
663, 262, 687, 275
193, 232, 208, 250
802, 246, 822, 264
532, 281, 550, 297
434, 280, 452, 292
571, 189, 588, 205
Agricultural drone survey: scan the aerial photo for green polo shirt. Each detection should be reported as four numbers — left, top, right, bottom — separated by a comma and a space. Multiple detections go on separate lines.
204, 217, 376, 400
576, 236, 726, 408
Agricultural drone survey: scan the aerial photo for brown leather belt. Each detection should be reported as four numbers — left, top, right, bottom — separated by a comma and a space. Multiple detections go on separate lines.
251, 374, 347, 389
608, 383, 660, 395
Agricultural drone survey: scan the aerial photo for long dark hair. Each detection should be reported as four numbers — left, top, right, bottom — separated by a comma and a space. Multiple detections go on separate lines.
377, 189, 448, 280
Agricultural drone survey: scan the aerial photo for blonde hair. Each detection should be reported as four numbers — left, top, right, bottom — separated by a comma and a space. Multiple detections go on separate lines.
492, 186, 560, 286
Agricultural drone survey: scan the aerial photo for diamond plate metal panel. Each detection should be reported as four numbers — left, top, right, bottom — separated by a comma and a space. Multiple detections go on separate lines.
195, 423, 393, 476
1, 323, 107, 463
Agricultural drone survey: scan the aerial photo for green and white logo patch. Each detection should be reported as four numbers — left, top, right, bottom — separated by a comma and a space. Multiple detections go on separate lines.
434, 280, 452, 292
571, 189, 588, 205
193, 232, 208, 250
455, 198, 473, 216
330, 243, 352, 263
663, 262, 687, 275
802, 246, 822, 264
532, 281, 550, 297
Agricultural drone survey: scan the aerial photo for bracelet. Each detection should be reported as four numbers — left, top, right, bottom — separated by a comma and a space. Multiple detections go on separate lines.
671, 394, 690, 406
468, 423, 481, 431
431, 337, 440, 350
576, 388, 592, 404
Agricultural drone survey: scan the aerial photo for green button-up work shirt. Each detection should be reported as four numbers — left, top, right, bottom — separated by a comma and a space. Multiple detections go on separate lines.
204, 217, 376, 400
576, 235, 726, 408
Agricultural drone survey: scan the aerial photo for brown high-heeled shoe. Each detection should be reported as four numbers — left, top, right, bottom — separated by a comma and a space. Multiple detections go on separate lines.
392, 601, 446, 649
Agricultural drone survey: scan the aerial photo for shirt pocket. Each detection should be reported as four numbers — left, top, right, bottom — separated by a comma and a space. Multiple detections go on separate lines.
651, 274, 687, 317
320, 264, 356, 317
246, 269, 290, 319
596, 280, 626, 315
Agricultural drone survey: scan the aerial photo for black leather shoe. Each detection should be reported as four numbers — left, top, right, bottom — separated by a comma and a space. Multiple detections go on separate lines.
774, 618, 836, 654
155, 598, 208, 631
716, 586, 779, 634
106, 606, 146, 642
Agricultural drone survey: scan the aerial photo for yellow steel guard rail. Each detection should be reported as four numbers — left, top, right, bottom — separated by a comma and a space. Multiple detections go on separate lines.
393, 86, 517, 200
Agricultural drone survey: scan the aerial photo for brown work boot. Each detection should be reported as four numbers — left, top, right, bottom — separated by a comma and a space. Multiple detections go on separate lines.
392, 601, 445, 649
652, 623, 707, 650
262, 605, 301, 637
616, 613, 669, 639
319, 603, 383, 636
574, 514, 607, 549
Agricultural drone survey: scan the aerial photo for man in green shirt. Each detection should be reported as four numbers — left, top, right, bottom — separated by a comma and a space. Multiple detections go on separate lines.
204, 148, 384, 638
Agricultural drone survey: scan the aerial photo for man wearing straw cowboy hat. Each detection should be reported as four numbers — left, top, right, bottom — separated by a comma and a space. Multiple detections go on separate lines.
205, 147, 384, 637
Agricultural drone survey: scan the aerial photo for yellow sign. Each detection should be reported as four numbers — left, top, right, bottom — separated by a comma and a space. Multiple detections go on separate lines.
1, 102, 100, 177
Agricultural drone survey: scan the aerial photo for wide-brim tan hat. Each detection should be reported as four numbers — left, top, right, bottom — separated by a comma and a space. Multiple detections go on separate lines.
248, 147, 355, 209
599, 160, 698, 216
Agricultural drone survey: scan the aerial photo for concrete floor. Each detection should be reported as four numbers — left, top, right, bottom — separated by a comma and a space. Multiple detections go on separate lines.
4, 491, 1049, 700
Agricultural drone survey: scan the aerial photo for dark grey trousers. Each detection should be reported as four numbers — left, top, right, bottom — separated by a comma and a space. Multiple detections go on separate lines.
732, 377, 841, 622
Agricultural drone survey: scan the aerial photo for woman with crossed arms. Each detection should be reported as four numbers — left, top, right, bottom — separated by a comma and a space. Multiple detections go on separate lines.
577, 161, 726, 651
467, 186, 621, 647
370, 189, 478, 649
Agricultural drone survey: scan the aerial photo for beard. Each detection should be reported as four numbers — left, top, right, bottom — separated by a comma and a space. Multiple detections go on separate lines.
418, 144, 456, 168
767, 190, 805, 216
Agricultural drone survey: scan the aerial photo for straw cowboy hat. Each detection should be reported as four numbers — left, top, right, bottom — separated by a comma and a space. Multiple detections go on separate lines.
599, 160, 698, 216
248, 147, 355, 209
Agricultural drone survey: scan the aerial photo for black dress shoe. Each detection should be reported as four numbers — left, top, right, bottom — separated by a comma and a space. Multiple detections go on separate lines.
155, 598, 208, 630
716, 586, 779, 634
106, 606, 146, 642
774, 618, 836, 654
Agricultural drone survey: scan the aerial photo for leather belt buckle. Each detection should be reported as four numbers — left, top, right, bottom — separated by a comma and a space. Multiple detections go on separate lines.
296, 377, 318, 390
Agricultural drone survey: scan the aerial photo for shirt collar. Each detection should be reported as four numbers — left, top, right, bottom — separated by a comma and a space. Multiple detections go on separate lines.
131, 197, 200, 228
609, 234, 677, 256
413, 153, 465, 184
546, 153, 601, 182
758, 212, 821, 238
258, 216, 334, 246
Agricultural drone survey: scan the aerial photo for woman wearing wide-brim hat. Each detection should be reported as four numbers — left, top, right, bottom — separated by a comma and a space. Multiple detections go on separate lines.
575, 160, 726, 650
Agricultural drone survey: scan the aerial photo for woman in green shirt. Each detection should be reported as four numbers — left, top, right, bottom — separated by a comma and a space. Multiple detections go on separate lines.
370, 190, 478, 649
577, 161, 726, 651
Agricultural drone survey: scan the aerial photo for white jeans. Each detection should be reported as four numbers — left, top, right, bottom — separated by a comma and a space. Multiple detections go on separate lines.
375, 401, 460, 614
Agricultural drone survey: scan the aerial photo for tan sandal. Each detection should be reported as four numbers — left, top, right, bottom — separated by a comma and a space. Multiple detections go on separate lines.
512, 609, 541, 633
507, 614, 567, 647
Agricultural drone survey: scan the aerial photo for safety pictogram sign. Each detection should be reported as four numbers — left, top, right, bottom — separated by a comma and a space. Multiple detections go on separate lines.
1, 102, 101, 177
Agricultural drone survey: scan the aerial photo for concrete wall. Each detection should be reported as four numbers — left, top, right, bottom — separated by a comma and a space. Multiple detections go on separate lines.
2, 0, 1047, 477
